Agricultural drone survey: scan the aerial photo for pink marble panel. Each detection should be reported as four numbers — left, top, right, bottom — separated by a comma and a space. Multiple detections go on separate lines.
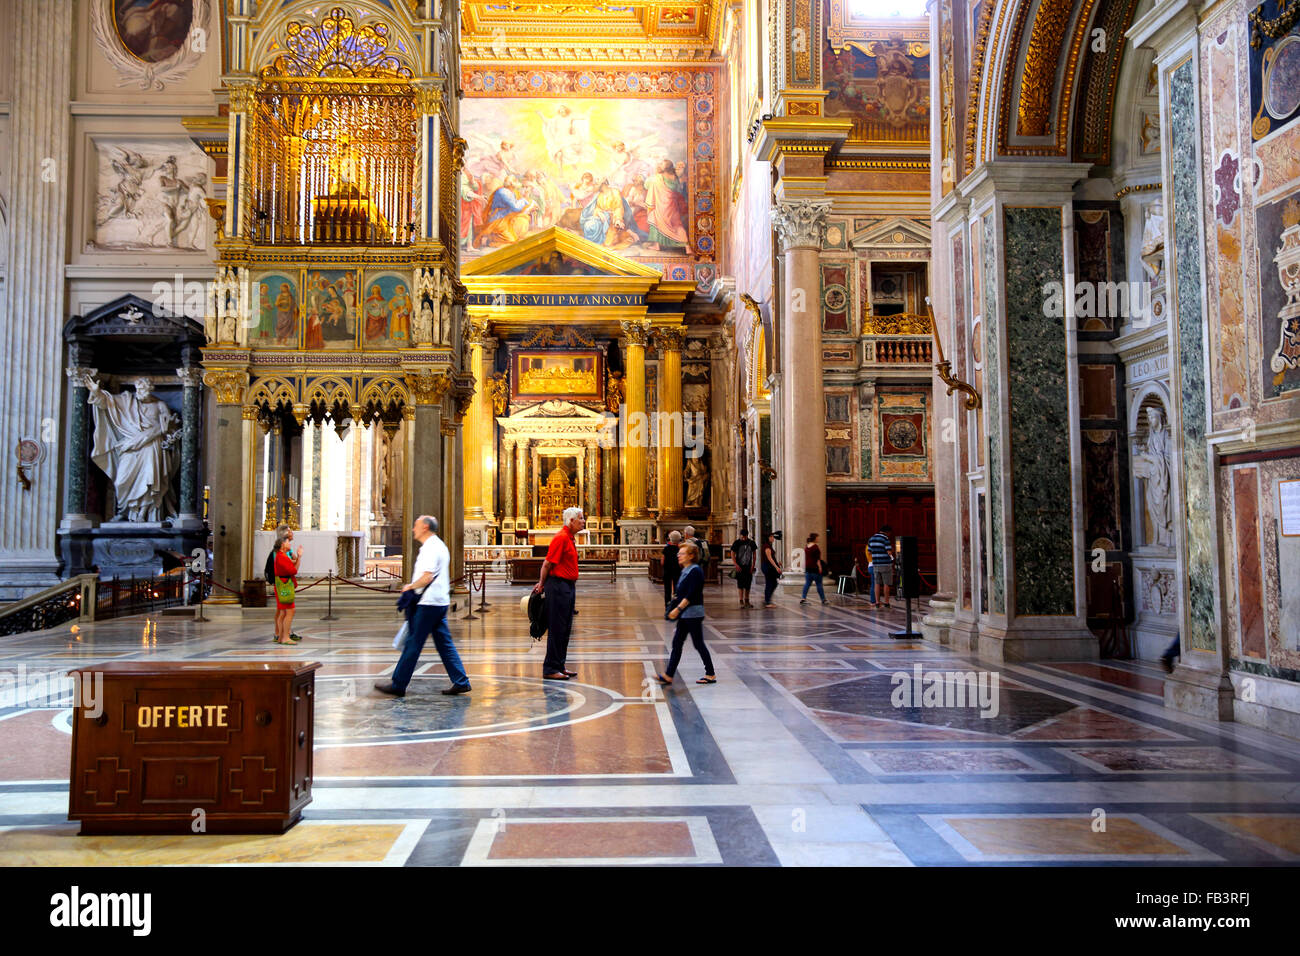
1232, 466, 1266, 658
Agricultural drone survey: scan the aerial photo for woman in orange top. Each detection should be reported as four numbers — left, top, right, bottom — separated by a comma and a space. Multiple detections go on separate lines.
272, 534, 301, 644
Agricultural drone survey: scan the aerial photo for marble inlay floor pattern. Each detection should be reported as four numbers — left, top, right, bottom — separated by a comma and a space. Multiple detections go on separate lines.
1, 578, 1299, 866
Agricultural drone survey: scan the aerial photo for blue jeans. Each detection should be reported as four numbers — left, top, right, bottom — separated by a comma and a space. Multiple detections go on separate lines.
801, 571, 825, 601
392, 603, 469, 691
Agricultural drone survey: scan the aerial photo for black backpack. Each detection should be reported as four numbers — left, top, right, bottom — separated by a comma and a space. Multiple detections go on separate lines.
264, 549, 276, 584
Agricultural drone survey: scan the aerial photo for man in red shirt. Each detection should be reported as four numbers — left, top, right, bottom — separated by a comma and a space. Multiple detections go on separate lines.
532, 506, 585, 679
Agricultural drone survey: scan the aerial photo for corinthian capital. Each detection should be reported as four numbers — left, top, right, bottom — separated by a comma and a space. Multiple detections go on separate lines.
654, 326, 688, 352
772, 200, 833, 252
620, 320, 651, 348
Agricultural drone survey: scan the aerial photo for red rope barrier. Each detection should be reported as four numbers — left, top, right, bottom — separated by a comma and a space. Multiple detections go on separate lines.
332, 576, 401, 593
209, 579, 242, 594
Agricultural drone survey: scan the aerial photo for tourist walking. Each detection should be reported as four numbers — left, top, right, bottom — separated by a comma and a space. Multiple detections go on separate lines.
375, 515, 471, 697
731, 528, 757, 608
533, 506, 585, 680
661, 530, 681, 609
271, 532, 300, 644
655, 541, 716, 685
868, 524, 895, 609
761, 532, 783, 608
800, 532, 828, 605
684, 524, 710, 565
265, 524, 301, 642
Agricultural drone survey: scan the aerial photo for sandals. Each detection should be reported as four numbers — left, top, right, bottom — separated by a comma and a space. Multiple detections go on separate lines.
696, 676, 717, 684
653, 674, 673, 685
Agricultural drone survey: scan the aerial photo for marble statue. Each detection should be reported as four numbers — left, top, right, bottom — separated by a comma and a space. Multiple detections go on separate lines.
1140, 200, 1165, 284
87, 376, 181, 522
415, 298, 434, 344
1131, 405, 1174, 548
437, 297, 453, 346
685, 455, 709, 508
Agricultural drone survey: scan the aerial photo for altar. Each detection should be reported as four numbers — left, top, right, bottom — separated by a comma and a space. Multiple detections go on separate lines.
253, 530, 364, 577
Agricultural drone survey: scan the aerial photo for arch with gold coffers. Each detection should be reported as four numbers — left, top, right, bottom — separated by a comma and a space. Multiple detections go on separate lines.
970, 0, 1143, 168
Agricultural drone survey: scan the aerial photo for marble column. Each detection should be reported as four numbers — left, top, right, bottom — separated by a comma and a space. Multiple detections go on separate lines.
444, 419, 465, 588
176, 366, 205, 529
621, 321, 651, 519
502, 437, 517, 521
584, 439, 599, 517
926, 190, 969, 648
515, 438, 529, 527
772, 200, 831, 551
403, 371, 449, 579
655, 326, 687, 521
0, 0, 73, 596
1131, 0, 1234, 719
958, 161, 1094, 660
602, 446, 615, 522
63, 366, 97, 529
201, 371, 252, 598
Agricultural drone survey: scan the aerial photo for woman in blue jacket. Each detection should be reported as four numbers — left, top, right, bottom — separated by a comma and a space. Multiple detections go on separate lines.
655, 541, 716, 685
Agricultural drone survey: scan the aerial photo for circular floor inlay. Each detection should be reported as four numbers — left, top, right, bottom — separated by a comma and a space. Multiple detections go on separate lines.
312, 674, 621, 745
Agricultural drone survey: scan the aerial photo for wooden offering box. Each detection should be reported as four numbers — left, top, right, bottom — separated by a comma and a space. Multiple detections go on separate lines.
68, 661, 320, 835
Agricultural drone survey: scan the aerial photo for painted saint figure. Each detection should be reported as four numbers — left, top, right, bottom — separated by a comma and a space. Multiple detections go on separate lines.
643, 159, 689, 252
388, 283, 412, 342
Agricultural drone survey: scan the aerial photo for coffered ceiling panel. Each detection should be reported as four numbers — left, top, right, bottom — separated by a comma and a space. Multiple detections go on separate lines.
461, 1, 724, 62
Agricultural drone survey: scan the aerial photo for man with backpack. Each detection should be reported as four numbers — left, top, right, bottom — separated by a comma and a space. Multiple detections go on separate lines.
730, 529, 757, 608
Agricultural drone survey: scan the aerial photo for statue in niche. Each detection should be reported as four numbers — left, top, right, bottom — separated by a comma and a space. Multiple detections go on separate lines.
605, 370, 624, 413
414, 298, 434, 345
1131, 405, 1174, 548
437, 296, 453, 346
1140, 200, 1165, 284
488, 372, 509, 416
685, 454, 709, 508
86, 375, 181, 523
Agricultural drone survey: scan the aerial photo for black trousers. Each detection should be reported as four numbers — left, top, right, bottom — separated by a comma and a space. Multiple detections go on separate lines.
663, 574, 674, 610
544, 576, 576, 673
763, 572, 780, 604
665, 615, 713, 678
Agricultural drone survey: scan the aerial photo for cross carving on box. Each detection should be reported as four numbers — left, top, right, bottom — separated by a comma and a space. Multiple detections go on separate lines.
229, 756, 277, 806
83, 757, 131, 807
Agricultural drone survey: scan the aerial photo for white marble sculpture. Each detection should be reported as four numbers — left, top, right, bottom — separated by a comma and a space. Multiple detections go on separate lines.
1131, 405, 1174, 548
87, 376, 181, 523
93, 141, 210, 252
415, 300, 434, 345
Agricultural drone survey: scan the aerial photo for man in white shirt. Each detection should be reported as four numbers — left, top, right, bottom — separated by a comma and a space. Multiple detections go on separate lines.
375, 515, 471, 697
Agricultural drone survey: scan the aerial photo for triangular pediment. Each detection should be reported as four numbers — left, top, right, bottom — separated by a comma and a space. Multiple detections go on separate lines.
508, 400, 611, 421
850, 217, 932, 250
461, 226, 664, 279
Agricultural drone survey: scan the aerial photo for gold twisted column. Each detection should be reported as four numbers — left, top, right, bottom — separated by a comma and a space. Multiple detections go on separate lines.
655, 326, 687, 520
621, 321, 651, 519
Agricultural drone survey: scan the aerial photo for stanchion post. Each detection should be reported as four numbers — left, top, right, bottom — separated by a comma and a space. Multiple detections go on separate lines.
479, 569, 488, 613
194, 566, 209, 622
321, 570, 338, 621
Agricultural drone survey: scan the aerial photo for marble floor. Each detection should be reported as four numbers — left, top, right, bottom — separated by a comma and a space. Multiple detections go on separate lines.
2, 576, 1299, 867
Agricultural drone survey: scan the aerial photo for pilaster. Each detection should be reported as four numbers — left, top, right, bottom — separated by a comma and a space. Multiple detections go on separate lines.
0, 0, 73, 596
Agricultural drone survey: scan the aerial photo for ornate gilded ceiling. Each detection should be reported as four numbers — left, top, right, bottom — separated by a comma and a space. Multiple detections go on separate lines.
460, 1, 724, 62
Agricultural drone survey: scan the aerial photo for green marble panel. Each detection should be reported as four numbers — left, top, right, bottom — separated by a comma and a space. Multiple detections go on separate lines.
1169, 59, 1217, 651
1003, 206, 1074, 616
982, 214, 1005, 614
